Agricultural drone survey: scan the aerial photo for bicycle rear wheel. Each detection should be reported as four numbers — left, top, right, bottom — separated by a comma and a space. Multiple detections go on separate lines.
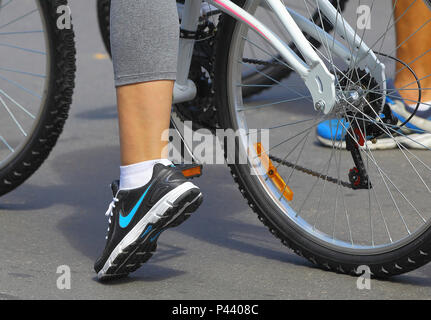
0, 0, 76, 196
215, 0, 431, 277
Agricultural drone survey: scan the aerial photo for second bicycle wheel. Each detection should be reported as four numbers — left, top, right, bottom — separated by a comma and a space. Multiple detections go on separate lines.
215, 0, 431, 277
0, 0, 76, 196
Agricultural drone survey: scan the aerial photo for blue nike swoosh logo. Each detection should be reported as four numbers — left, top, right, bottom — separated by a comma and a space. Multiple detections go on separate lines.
119, 182, 153, 228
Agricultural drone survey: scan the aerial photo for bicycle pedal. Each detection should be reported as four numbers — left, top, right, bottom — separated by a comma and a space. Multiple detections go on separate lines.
175, 163, 203, 179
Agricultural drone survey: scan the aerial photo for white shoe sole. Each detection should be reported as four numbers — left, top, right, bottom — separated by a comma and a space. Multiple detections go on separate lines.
317, 133, 431, 150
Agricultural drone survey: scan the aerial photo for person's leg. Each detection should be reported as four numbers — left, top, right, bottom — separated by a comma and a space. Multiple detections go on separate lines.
116, 82, 172, 166
394, 0, 431, 104
95, 0, 202, 280
111, 0, 179, 165
110, 0, 180, 189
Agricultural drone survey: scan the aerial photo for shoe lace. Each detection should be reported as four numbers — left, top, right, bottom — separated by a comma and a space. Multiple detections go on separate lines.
104, 197, 119, 239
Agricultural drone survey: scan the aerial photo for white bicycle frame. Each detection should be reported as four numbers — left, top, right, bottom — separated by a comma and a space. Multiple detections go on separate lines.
172, 0, 386, 115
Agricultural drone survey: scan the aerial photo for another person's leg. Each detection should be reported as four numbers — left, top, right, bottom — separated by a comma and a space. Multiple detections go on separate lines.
95, 0, 202, 280
385, 0, 431, 142
394, 0, 431, 106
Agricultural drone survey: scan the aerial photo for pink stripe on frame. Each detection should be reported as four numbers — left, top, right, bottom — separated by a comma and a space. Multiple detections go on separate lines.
212, 0, 270, 41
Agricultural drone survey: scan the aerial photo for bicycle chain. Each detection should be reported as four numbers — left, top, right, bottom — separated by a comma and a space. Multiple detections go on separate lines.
268, 154, 353, 189
242, 57, 284, 67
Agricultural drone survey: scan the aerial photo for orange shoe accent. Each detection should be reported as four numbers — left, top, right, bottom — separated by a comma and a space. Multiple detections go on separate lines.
254, 142, 294, 201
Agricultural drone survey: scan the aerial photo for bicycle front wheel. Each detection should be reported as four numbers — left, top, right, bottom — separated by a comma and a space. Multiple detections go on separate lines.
215, 0, 431, 277
0, 0, 76, 196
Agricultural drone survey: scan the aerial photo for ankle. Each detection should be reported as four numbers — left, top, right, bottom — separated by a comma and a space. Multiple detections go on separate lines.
119, 159, 172, 190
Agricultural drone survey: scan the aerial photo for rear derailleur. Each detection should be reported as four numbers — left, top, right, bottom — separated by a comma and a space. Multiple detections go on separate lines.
345, 104, 398, 190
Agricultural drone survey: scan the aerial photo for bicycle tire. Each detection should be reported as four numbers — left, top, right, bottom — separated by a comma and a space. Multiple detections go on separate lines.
0, 0, 76, 197
97, 0, 111, 56
214, 0, 431, 278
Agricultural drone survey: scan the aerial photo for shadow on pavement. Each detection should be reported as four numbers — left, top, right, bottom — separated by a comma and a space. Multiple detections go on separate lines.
1, 143, 309, 266
75, 105, 118, 120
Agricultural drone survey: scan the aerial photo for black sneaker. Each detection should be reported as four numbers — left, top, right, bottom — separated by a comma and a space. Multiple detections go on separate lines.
94, 163, 203, 280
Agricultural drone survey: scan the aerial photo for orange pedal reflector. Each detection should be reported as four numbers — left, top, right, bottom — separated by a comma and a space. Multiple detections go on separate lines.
175, 163, 203, 179
254, 142, 294, 201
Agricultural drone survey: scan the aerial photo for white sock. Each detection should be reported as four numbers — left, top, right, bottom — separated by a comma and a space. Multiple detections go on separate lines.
119, 158, 173, 190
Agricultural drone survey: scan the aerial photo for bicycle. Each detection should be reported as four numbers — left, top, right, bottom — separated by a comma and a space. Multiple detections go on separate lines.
4, 0, 431, 278
96, 0, 431, 278
0, 0, 75, 197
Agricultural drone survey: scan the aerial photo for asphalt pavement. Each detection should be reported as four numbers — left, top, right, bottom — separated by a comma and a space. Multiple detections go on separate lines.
0, 0, 430, 300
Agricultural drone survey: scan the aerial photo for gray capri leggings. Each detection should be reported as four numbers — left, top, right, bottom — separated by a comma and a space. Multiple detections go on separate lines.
110, 0, 179, 87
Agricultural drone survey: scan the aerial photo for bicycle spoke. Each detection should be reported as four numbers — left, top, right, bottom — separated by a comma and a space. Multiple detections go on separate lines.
0, 42, 45, 55
0, 73, 42, 99
0, 135, 14, 152
0, 89, 36, 119
0, 30, 43, 36
0, 9, 38, 30
0, 94, 26, 136
343, 100, 428, 222
0, 67, 45, 78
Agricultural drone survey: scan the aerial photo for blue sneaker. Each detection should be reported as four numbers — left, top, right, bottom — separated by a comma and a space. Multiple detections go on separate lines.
316, 85, 431, 150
